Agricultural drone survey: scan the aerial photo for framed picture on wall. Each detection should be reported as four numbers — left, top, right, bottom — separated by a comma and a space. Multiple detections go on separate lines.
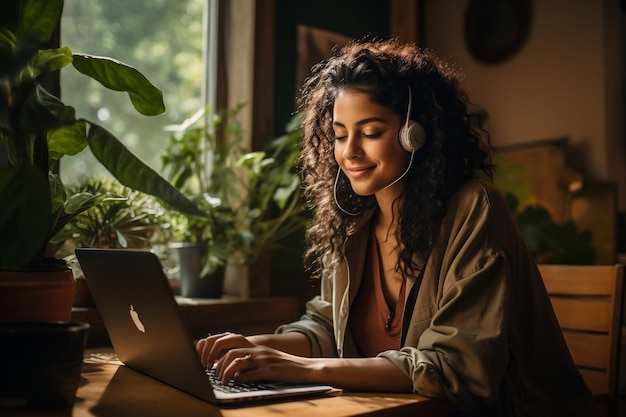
464, 0, 532, 64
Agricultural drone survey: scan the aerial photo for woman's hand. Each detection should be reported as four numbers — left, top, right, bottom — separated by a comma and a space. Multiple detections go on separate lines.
196, 332, 314, 384
196, 332, 255, 368
196, 333, 413, 391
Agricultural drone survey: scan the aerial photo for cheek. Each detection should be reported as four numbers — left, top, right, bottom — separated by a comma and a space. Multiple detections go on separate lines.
374, 140, 403, 161
333, 142, 342, 163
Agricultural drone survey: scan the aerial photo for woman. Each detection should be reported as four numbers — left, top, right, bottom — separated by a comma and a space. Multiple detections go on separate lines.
197, 39, 593, 416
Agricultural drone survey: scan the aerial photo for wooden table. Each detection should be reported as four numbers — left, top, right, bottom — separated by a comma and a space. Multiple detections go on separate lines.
3, 351, 449, 417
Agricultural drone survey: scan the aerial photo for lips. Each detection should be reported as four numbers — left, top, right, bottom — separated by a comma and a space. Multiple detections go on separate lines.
345, 166, 373, 178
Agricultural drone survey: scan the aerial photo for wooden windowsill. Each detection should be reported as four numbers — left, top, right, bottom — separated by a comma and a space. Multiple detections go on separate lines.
72, 296, 302, 348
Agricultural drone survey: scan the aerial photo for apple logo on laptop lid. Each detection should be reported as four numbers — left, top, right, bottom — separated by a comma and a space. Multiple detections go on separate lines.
129, 305, 146, 333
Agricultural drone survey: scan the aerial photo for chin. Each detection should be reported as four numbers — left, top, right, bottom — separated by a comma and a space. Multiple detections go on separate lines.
350, 187, 376, 197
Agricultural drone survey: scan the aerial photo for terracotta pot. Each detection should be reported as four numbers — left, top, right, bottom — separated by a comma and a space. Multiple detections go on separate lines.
0, 269, 76, 321
72, 277, 96, 307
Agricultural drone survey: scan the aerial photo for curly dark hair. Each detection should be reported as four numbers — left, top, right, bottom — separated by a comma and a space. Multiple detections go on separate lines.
298, 39, 494, 279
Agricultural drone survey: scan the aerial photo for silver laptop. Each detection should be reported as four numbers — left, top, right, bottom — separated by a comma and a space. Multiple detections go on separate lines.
74, 247, 333, 405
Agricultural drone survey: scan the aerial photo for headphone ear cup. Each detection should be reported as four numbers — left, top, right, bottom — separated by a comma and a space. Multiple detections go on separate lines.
399, 120, 425, 152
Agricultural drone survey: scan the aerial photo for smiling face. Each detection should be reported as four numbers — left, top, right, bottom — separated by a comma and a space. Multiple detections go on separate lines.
332, 90, 411, 201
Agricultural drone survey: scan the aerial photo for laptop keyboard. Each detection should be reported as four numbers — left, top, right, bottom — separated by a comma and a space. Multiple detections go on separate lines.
206, 366, 274, 393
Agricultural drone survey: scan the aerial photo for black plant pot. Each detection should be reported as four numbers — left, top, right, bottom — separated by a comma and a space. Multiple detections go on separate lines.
170, 242, 224, 298
0, 321, 89, 410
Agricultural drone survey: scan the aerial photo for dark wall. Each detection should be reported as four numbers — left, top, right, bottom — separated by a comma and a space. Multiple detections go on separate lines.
273, 0, 390, 134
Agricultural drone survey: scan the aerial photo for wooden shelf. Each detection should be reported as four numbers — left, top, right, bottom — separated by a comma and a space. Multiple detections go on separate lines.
72, 296, 302, 347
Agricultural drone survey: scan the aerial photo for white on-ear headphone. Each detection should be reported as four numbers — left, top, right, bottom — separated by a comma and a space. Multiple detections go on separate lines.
399, 86, 426, 152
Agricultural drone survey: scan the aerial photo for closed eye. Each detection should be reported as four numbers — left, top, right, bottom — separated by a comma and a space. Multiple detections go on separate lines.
363, 131, 384, 139
333, 131, 384, 141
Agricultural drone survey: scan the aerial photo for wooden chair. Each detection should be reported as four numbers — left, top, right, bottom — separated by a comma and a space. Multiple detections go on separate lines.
538, 264, 624, 417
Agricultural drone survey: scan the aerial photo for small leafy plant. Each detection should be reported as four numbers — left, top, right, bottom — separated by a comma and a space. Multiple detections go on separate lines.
159, 105, 309, 270
230, 114, 309, 265
505, 194, 595, 264
52, 177, 166, 254
159, 106, 242, 273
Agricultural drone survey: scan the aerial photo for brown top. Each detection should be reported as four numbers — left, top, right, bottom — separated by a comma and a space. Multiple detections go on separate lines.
349, 228, 406, 357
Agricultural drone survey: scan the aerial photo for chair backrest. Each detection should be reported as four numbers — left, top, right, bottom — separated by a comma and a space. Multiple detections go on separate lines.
537, 264, 624, 396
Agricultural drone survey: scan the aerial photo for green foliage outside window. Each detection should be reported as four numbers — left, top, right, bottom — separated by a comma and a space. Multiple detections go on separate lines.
60, 0, 204, 182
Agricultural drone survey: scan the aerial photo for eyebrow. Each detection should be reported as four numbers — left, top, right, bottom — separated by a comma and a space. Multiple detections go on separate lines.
332, 117, 389, 127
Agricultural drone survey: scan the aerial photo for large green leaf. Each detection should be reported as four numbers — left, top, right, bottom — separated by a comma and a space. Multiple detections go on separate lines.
47, 120, 88, 161
0, 166, 51, 268
72, 54, 165, 116
28, 47, 73, 79
87, 123, 203, 216
17, 0, 63, 45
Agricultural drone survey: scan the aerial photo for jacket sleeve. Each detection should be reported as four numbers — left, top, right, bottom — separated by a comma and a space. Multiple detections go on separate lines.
379, 254, 510, 410
275, 295, 338, 357
274, 254, 338, 357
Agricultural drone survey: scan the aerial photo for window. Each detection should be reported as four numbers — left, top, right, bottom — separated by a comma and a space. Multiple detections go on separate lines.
60, 0, 207, 183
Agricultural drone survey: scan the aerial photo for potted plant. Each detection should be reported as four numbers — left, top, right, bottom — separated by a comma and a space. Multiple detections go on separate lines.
211, 113, 309, 297
159, 105, 309, 297
0, 0, 202, 320
160, 192, 231, 298
50, 177, 167, 306
493, 156, 595, 264
504, 194, 595, 264
227, 114, 308, 266
53, 177, 166, 251
158, 106, 240, 297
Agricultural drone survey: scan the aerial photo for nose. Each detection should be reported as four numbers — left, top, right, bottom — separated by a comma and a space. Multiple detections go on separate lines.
341, 135, 362, 159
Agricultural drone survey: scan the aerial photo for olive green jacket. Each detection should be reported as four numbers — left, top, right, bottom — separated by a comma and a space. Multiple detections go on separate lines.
276, 180, 593, 416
